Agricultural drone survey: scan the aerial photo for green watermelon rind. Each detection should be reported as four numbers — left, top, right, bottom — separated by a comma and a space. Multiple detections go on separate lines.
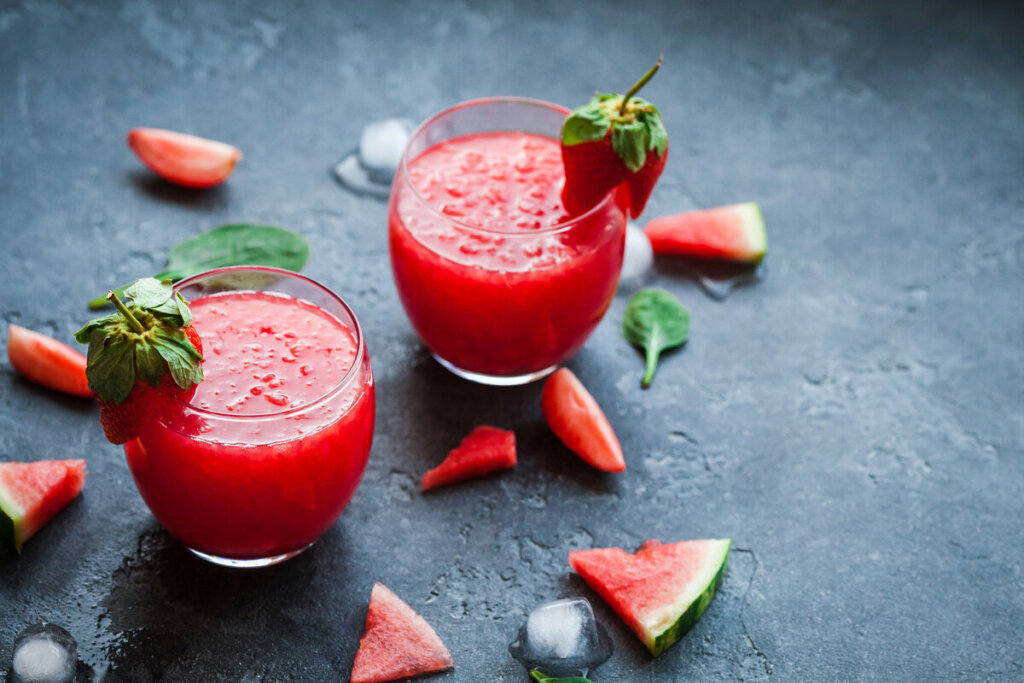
734, 203, 767, 264
0, 485, 26, 553
644, 538, 731, 656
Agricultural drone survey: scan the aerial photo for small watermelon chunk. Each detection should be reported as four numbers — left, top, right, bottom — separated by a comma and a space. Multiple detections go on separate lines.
7, 325, 92, 398
569, 538, 730, 656
0, 460, 87, 553
350, 583, 454, 683
421, 426, 516, 491
644, 203, 766, 263
128, 127, 242, 188
541, 368, 625, 472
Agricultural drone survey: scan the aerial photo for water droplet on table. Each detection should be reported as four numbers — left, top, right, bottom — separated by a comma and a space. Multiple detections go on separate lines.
333, 118, 415, 199
508, 598, 613, 677
9, 623, 77, 683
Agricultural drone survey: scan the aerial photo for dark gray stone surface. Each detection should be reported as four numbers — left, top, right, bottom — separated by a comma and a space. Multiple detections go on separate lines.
1, 0, 1022, 680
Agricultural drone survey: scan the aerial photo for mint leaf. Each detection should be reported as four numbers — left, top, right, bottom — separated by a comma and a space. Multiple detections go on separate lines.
622, 288, 690, 388
530, 670, 595, 683
89, 224, 309, 309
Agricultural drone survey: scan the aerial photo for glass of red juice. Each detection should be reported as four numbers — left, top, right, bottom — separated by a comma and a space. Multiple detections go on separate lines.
123, 266, 375, 568
389, 97, 627, 385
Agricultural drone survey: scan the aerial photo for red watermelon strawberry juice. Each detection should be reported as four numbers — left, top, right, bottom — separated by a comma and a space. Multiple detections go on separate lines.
389, 98, 627, 385
124, 267, 374, 567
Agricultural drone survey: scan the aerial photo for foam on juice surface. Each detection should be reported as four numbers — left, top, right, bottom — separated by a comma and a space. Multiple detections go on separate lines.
188, 291, 358, 415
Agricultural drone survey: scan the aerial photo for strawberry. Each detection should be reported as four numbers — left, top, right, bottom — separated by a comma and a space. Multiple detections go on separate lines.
7, 324, 92, 398
128, 127, 241, 188
75, 278, 204, 444
560, 57, 668, 219
541, 368, 625, 473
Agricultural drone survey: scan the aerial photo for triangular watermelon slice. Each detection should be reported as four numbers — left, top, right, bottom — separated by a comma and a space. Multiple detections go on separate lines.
541, 368, 625, 472
569, 538, 730, 656
0, 460, 87, 553
350, 583, 454, 683
644, 203, 766, 263
7, 325, 92, 398
421, 426, 516, 491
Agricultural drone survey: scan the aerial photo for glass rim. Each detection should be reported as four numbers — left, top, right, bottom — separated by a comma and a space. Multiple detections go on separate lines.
397, 96, 621, 237
170, 265, 367, 420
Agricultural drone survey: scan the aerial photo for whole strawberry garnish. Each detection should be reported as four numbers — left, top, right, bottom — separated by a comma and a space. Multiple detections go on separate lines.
75, 278, 204, 444
561, 57, 668, 219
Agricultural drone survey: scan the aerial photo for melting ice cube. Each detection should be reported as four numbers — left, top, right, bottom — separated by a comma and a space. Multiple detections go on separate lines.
508, 598, 612, 677
333, 117, 415, 198
620, 221, 654, 286
10, 623, 77, 683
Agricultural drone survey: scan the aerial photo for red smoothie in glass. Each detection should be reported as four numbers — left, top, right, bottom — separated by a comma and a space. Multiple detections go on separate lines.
389, 129, 626, 380
124, 288, 374, 562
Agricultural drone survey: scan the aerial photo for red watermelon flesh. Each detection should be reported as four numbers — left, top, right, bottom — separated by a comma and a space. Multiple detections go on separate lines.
569, 538, 730, 656
0, 460, 87, 553
421, 426, 516, 491
7, 325, 92, 398
541, 368, 625, 472
350, 583, 454, 683
644, 203, 766, 263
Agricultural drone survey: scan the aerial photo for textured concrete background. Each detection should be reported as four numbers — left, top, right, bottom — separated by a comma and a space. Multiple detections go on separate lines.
1, 0, 1022, 680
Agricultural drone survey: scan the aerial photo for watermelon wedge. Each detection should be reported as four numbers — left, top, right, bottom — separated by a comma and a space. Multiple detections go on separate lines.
421, 426, 516, 491
7, 325, 92, 398
569, 538, 730, 656
350, 583, 454, 683
128, 127, 242, 188
0, 460, 87, 553
644, 203, 766, 263
541, 368, 625, 472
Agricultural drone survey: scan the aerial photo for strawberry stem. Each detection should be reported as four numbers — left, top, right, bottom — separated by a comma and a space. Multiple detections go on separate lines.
107, 290, 146, 334
620, 56, 663, 116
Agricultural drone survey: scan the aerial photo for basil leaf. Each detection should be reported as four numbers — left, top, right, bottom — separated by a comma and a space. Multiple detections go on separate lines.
530, 670, 595, 683
622, 288, 690, 388
89, 224, 309, 309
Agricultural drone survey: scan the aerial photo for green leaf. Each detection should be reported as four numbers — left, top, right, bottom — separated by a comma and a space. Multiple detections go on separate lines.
561, 98, 612, 146
85, 340, 136, 404
152, 328, 204, 390
88, 224, 309, 309
529, 670, 595, 683
611, 118, 648, 172
124, 277, 175, 310
133, 341, 166, 387
622, 288, 690, 388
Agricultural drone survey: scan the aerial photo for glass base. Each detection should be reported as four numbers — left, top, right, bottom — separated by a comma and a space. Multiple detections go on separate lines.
433, 354, 558, 386
188, 543, 313, 568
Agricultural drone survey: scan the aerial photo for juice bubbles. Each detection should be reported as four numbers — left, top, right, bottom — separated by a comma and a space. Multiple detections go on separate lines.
389, 98, 626, 385
124, 268, 374, 567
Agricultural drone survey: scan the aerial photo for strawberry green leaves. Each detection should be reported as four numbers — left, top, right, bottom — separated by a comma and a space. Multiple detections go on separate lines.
88, 224, 309, 309
622, 288, 690, 388
562, 95, 665, 173
530, 670, 595, 683
75, 278, 203, 403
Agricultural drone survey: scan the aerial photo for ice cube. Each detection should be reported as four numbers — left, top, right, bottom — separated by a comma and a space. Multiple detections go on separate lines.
333, 117, 415, 199
508, 598, 612, 677
10, 623, 77, 683
620, 221, 653, 285
359, 118, 415, 183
